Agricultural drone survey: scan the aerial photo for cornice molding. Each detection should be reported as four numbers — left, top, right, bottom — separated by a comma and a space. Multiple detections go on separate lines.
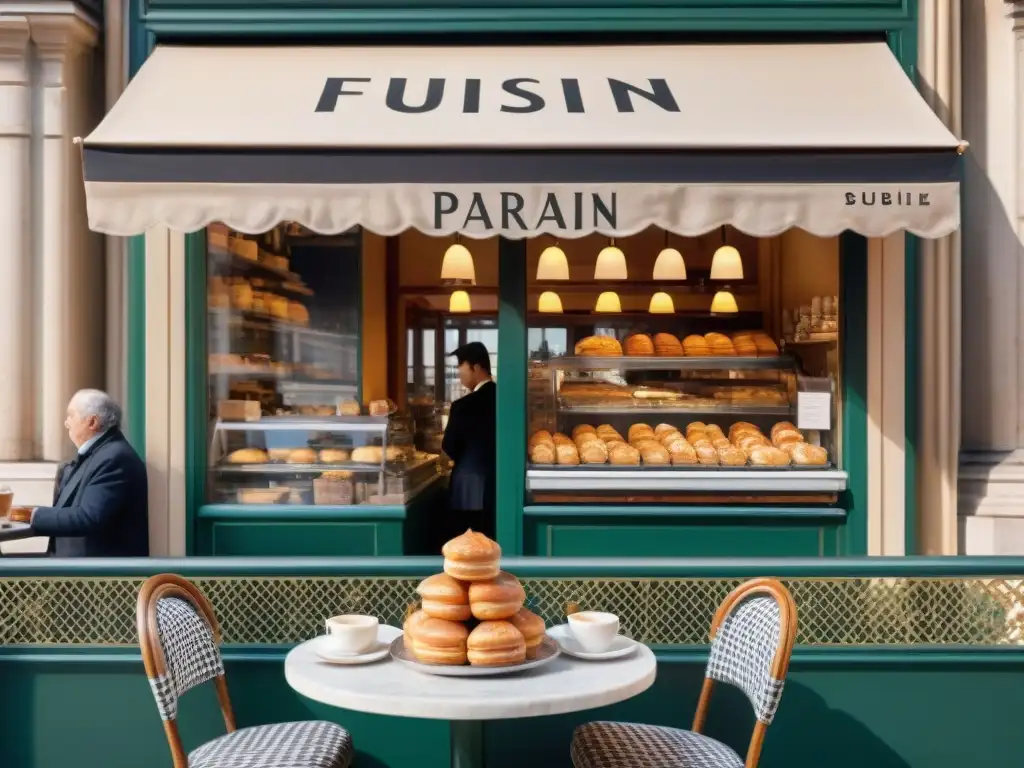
3, 3, 100, 30
29, 13, 99, 57
0, 16, 31, 60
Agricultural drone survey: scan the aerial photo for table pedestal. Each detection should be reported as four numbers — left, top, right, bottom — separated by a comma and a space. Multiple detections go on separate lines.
450, 720, 484, 768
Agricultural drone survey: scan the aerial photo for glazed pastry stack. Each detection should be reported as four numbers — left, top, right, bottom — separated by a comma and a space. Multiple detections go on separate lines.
404, 530, 546, 666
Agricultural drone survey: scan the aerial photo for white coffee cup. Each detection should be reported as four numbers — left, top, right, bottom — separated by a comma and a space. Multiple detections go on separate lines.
567, 611, 620, 653
323, 615, 379, 655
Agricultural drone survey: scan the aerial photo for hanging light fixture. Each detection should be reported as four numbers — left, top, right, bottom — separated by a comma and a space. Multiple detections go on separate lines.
441, 235, 476, 284
536, 241, 569, 281
649, 292, 675, 314
538, 291, 564, 313
710, 290, 739, 315
594, 239, 627, 280
595, 291, 622, 313
653, 231, 686, 281
710, 226, 743, 281
449, 290, 472, 313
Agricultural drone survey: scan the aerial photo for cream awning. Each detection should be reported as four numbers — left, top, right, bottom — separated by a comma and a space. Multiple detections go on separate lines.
83, 42, 962, 238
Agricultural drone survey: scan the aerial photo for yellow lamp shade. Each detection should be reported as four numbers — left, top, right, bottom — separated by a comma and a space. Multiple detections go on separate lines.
538, 291, 564, 313
595, 291, 622, 313
653, 248, 687, 280
441, 243, 476, 284
536, 245, 569, 281
710, 290, 739, 314
648, 292, 675, 314
710, 245, 743, 281
449, 290, 472, 313
594, 245, 628, 280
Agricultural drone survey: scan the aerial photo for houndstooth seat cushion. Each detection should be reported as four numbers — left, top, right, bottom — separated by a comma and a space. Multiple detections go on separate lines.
572, 721, 742, 768
188, 720, 354, 768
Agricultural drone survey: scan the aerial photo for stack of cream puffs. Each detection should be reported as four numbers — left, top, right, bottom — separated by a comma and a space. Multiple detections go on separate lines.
403, 529, 546, 666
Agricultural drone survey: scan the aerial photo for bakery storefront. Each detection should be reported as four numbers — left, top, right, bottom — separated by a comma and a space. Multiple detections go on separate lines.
84, 42, 961, 558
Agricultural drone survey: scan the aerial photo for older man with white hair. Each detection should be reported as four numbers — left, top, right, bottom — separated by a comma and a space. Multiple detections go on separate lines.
27, 389, 148, 557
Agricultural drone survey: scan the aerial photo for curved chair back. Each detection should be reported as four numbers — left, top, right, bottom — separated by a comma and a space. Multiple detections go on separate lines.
691, 578, 797, 768
137, 573, 237, 768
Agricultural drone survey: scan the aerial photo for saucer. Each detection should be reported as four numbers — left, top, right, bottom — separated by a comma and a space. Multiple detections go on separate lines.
313, 625, 402, 665
547, 624, 639, 661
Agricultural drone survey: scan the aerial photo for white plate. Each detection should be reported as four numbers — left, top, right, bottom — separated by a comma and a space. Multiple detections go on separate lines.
390, 635, 560, 677
313, 625, 402, 665
547, 624, 639, 660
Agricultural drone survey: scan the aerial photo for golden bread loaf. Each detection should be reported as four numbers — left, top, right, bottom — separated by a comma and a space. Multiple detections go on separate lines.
624, 334, 655, 356
682, 335, 711, 356
468, 571, 526, 620
627, 423, 655, 443
694, 443, 720, 465
635, 440, 670, 466
572, 424, 596, 440
575, 335, 623, 356
749, 446, 791, 466
319, 448, 350, 463
530, 443, 555, 464
789, 443, 829, 465
555, 443, 580, 465
227, 448, 267, 464
653, 333, 683, 357
718, 445, 747, 466
609, 443, 641, 465
665, 438, 698, 465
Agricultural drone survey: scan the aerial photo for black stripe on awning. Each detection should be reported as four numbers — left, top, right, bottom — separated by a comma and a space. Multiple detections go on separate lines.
83, 148, 962, 185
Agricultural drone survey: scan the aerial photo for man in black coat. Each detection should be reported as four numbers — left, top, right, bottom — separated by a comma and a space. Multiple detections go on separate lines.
28, 389, 149, 557
442, 342, 496, 541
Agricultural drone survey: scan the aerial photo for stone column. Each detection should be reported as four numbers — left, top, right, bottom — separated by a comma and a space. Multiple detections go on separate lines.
0, 18, 35, 460
30, 16, 101, 462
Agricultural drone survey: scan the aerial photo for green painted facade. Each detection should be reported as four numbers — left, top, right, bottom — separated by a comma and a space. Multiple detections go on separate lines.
124, 0, 926, 558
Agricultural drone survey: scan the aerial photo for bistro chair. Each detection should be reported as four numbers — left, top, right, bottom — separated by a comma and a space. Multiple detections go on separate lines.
570, 577, 797, 768
137, 573, 354, 768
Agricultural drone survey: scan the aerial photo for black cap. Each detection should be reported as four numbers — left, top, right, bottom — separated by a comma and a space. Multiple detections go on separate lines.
450, 341, 491, 372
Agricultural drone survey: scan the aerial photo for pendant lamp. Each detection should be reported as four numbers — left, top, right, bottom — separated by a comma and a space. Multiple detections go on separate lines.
653, 232, 686, 281
710, 227, 743, 281
649, 292, 675, 314
594, 239, 627, 280
595, 291, 622, 313
441, 236, 476, 284
449, 290, 472, 313
538, 291, 564, 313
537, 243, 569, 281
710, 290, 739, 315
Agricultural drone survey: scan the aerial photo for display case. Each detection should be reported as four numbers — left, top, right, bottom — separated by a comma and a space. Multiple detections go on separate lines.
526, 340, 847, 498
209, 415, 441, 506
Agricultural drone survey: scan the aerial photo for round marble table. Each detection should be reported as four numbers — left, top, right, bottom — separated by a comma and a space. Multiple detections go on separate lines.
285, 636, 656, 768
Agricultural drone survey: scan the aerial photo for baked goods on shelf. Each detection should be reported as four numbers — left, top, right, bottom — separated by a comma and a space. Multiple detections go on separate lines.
369, 399, 396, 416
682, 335, 711, 357
609, 443, 641, 465
704, 333, 736, 356
288, 448, 318, 464
653, 333, 683, 356
575, 335, 623, 357
442, 529, 501, 581
467, 621, 527, 666
555, 442, 580, 465
749, 446, 792, 466
338, 400, 361, 416
559, 381, 633, 400
237, 487, 289, 504
227, 448, 268, 464
318, 448, 350, 463
417, 574, 472, 622
786, 442, 829, 465
624, 333, 655, 356
468, 571, 527, 620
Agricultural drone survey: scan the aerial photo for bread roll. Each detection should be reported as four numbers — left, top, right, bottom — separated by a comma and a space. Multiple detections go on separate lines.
552, 433, 574, 446
728, 422, 759, 441
339, 400, 361, 416
686, 422, 708, 437
467, 621, 526, 666
443, 529, 501, 581
665, 438, 698, 465
682, 334, 711, 356
659, 430, 685, 446
595, 424, 622, 440
405, 611, 469, 665
609, 443, 641, 465
732, 333, 759, 357
653, 333, 683, 357
417, 574, 472, 622
369, 399, 395, 416
770, 422, 801, 440
749, 446, 792, 466
556, 443, 580, 465
575, 335, 623, 357
772, 429, 804, 448
529, 443, 556, 464
571, 424, 596, 439
267, 449, 292, 462
580, 442, 610, 464
636, 440, 671, 466
227, 448, 267, 464
469, 571, 526, 620
529, 430, 554, 448
575, 435, 606, 452
695, 442, 720, 465
705, 333, 737, 357
754, 335, 779, 356
627, 423, 655, 443
718, 445, 747, 466
351, 446, 383, 463
790, 443, 829, 466
738, 434, 770, 455
509, 608, 546, 659
624, 333, 655, 356
654, 423, 678, 438
319, 448, 350, 463
705, 424, 726, 441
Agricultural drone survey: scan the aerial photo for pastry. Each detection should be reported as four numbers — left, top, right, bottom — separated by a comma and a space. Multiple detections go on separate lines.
686, 422, 708, 437
624, 333, 655, 356
339, 400, 361, 416
653, 333, 683, 356
417, 574, 472, 622
318, 448, 350, 463
468, 571, 526, 620
694, 442, 720, 465
627, 423, 655, 443
770, 422, 801, 440
575, 335, 623, 357
711, 437, 732, 450
570, 425, 596, 440
579, 441, 610, 464
789, 443, 829, 465
227, 448, 267, 464
749, 446, 792, 466
718, 445, 747, 466
728, 422, 759, 441
467, 621, 526, 666
654, 423, 679, 438
556, 443, 580, 465
405, 611, 469, 666
658, 430, 685, 446
772, 429, 804, 448
552, 432, 574, 446
443, 529, 501, 581
595, 424, 622, 438
636, 440, 671, 466
738, 434, 770, 455
509, 608, 546, 659
666, 438, 698, 465
682, 334, 711, 356
288, 448, 317, 464
609, 444, 641, 465
351, 446, 384, 463
705, 424, 726, 441
529, 430, 554, 448
530, 443, 556, 464
369, 399, 396, 416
